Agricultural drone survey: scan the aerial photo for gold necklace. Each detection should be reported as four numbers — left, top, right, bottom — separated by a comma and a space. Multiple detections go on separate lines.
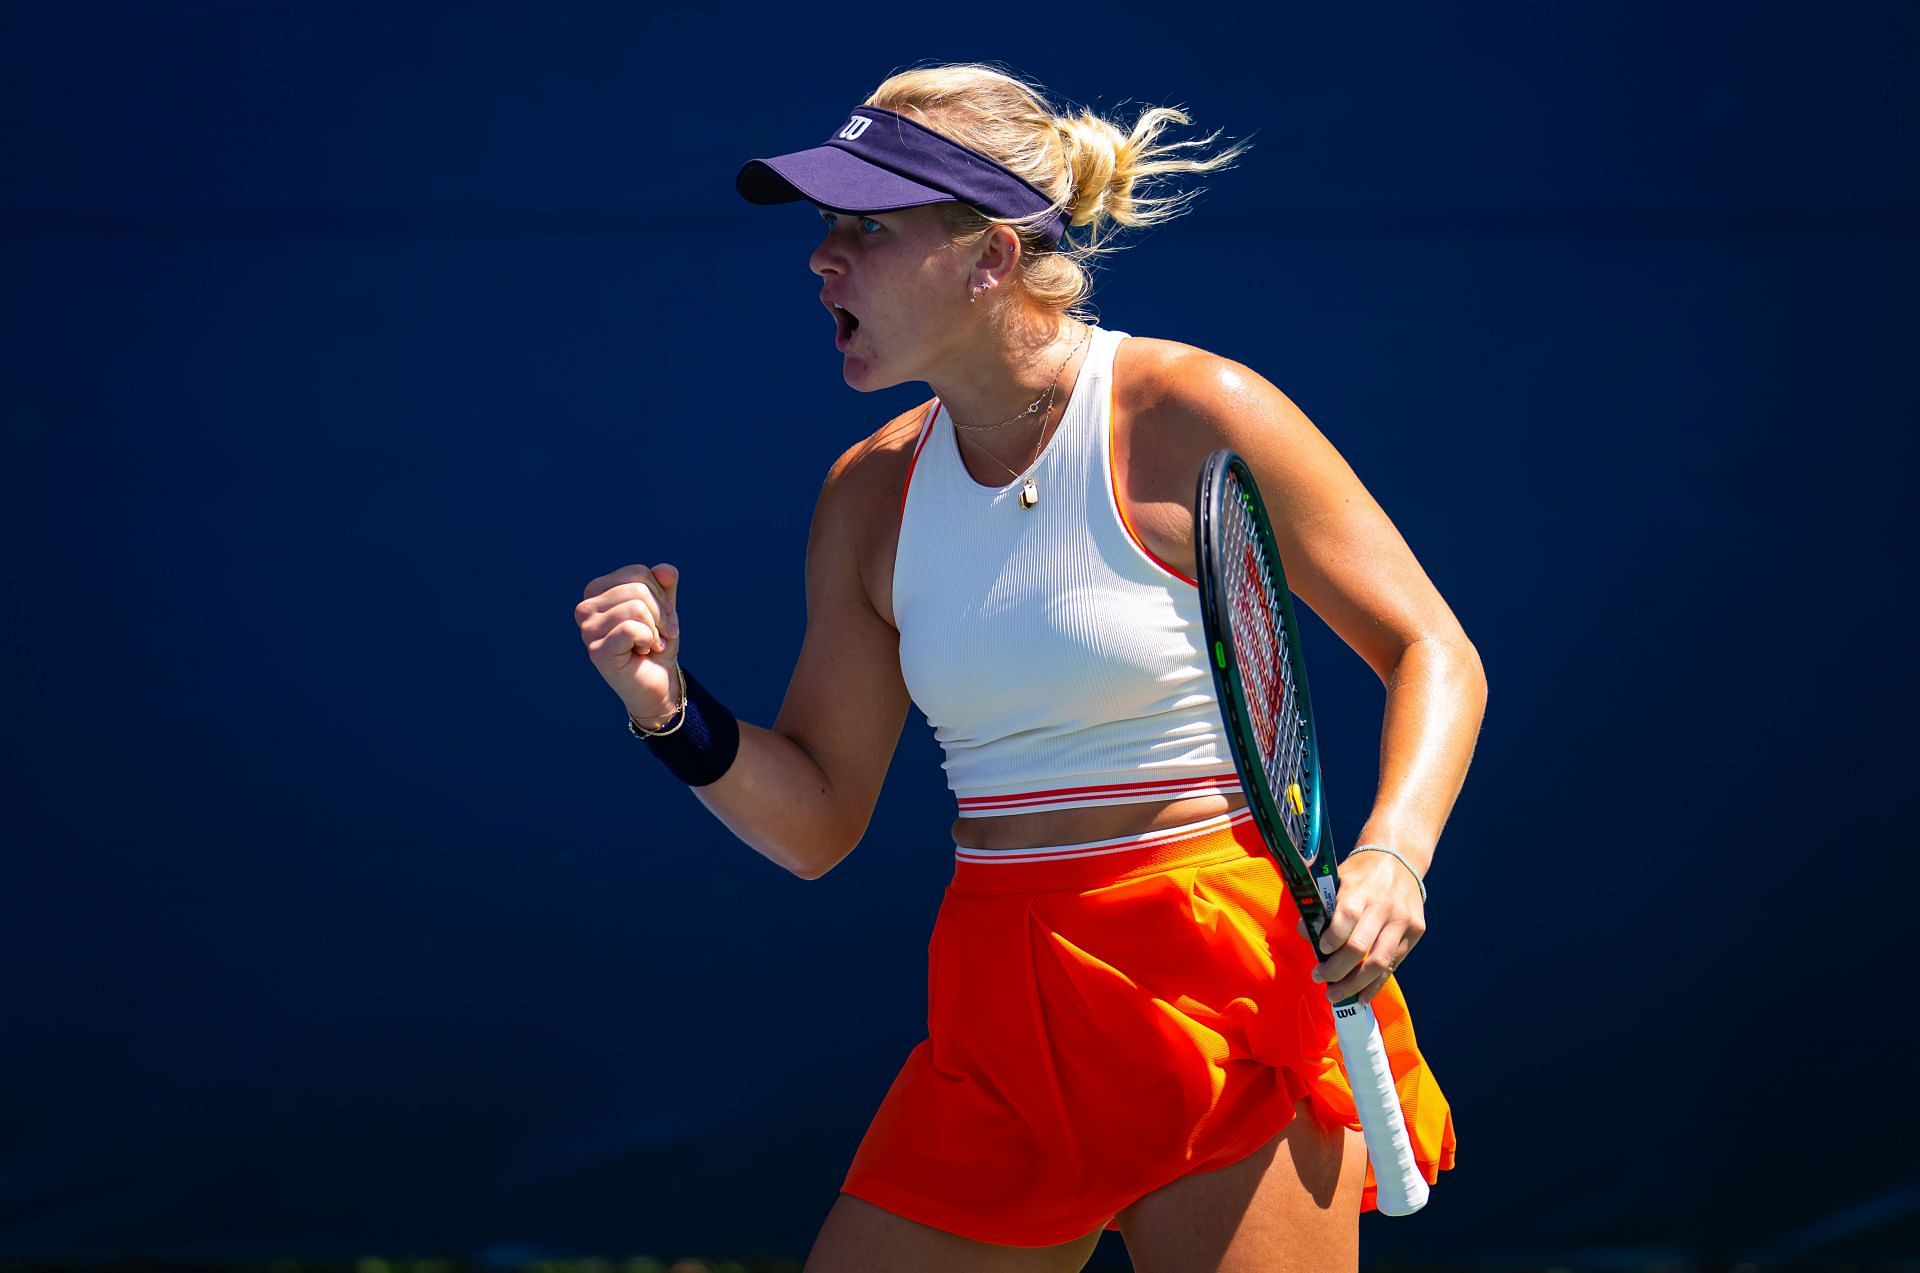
956, 322, 1091, 510
949, 387, 1053, 435
949, 325, 1090, 435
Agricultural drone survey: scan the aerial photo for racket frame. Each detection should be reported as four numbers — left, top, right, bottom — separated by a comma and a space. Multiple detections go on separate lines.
1194, 450, 1342, 948
1193, 447, 1431, 1217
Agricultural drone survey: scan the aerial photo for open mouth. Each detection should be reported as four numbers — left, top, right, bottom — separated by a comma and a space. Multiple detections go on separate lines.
833, 304, 861, 348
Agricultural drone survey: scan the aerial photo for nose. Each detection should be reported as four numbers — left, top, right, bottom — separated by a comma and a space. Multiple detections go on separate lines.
809, 226, 847, 278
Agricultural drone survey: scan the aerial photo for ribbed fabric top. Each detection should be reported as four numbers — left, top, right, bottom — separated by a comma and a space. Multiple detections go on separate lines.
892, 325, 1244, 818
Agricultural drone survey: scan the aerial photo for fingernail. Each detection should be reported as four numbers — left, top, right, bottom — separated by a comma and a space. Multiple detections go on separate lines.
1310, 967, 1323, 982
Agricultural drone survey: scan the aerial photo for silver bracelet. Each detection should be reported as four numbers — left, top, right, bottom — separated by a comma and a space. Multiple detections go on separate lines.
627, 664, 688, 738
1349, 843, 1428, 903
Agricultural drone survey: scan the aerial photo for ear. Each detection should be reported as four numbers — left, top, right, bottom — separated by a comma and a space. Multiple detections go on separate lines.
970, 223, 1021, 288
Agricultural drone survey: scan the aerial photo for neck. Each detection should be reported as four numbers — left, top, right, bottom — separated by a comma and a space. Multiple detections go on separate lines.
929, 311, 1092, 474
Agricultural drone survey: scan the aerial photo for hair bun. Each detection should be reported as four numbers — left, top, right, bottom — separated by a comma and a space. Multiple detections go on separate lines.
1056, 112, 1128, 227
865, 64, 1249, 318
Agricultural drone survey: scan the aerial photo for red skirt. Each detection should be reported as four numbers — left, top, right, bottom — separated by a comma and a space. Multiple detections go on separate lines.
841, 807, 1456, 1247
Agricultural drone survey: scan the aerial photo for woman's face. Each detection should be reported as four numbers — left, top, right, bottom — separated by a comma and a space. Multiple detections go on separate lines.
808, 203, 971, 391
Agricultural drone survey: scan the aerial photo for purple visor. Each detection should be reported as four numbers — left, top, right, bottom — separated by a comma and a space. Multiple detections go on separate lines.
736, 105, 1069, 247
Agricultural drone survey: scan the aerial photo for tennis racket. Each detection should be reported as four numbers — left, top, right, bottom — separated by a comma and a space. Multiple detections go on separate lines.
1193, 448, 1430, 1217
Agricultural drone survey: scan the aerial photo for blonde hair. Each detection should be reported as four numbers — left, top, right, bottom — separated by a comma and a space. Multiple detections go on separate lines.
866, 62, 1250, 320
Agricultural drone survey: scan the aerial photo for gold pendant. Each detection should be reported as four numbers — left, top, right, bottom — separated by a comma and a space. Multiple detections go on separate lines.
1020, 477, 1039, 509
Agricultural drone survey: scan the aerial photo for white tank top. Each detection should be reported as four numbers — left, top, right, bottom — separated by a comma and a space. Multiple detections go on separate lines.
892, 325, 1244, 818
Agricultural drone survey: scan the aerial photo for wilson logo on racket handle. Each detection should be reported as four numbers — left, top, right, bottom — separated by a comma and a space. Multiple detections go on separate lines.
1314, 874, 1339, 914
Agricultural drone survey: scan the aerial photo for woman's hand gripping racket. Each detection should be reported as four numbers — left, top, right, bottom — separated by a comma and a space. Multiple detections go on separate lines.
1194, 449, 1430, 1217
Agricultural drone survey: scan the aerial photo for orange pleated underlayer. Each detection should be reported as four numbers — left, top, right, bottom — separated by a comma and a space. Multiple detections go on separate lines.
842, 813, 1456, 1248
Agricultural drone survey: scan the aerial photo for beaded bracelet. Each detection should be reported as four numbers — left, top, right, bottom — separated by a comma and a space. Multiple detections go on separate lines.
1349, 843, 1428, 903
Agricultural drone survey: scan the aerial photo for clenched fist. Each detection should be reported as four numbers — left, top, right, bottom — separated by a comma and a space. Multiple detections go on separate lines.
577, 562, 681, 726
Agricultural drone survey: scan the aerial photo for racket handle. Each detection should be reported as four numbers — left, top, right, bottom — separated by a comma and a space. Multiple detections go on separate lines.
1332, 1000, 1430, 1217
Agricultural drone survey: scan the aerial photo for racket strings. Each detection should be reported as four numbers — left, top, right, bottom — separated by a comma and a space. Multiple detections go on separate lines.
1222, 477, 1312, 854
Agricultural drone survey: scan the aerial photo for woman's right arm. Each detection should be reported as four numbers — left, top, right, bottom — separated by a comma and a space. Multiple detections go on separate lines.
580, 437, 912, 880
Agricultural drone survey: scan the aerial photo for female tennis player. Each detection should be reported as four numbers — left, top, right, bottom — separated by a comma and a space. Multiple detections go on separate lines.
577, 63, 1486, 1273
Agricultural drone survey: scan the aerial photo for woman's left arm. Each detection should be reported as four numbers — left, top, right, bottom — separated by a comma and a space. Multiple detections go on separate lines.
1168, 349, 1489, 1004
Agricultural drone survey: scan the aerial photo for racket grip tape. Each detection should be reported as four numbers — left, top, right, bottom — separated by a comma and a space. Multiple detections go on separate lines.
1331, 1001, 1431, 1216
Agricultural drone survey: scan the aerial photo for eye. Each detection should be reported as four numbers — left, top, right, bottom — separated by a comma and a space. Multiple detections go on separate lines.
860, 217, 883, 235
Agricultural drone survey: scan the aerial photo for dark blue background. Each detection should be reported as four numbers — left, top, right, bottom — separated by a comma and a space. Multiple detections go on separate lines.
4, 2, 1915, 1268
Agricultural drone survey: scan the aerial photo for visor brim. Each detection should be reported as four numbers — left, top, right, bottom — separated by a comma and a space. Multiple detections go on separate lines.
736, 145, 954, 215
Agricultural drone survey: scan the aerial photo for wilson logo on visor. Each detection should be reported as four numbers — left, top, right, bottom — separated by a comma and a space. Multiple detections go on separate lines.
837, 115, 874, 141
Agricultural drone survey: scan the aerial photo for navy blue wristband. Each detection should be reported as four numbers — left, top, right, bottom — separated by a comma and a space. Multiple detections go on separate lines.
639, 665, 740, 787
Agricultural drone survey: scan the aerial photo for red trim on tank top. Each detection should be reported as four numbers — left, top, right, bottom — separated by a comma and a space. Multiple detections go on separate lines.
1107, 376, 1200, 587
898, 398, 939, 533
955, 771, 1242, 811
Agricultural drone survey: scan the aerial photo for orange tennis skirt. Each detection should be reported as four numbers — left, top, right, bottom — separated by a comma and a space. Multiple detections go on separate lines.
840, 806, 1456, 1248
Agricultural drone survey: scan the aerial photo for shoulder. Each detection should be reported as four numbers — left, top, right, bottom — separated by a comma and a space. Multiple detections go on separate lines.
799, 399, 935, 628
1113, 335, 1306, 453
806, 400, 937, 621
825, 398, 935, 488
816, 398, 936, 526
1109, 335, 1335, 521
